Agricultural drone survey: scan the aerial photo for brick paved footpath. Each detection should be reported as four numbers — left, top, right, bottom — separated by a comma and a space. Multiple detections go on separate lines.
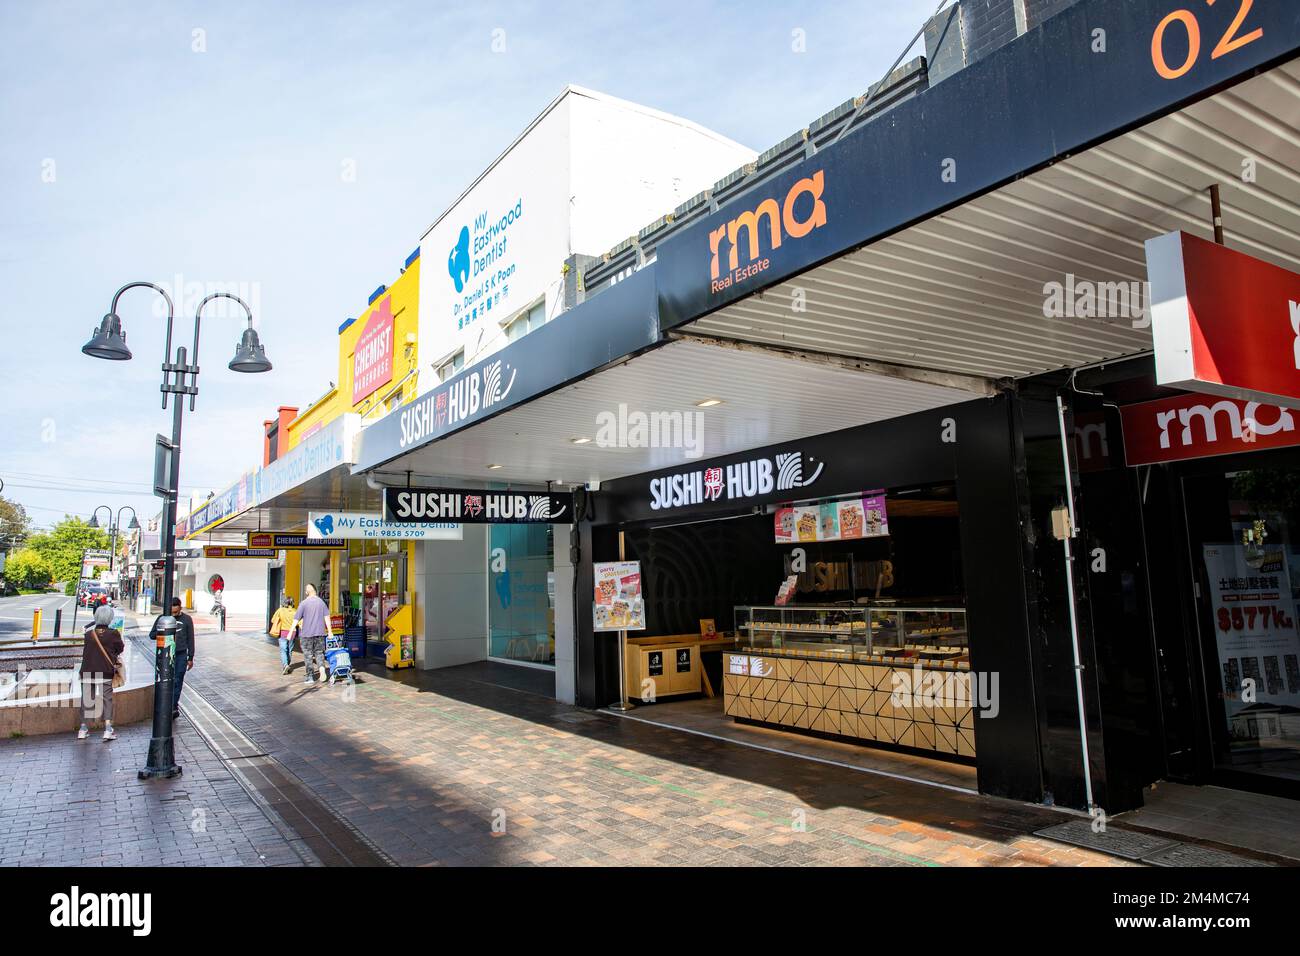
121, 627, 1124, 868
0, 717, 311, 867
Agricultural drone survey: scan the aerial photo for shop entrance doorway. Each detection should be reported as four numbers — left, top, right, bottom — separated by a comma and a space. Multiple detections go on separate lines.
1182, 461, 1300, 792
348, 553, 406, 659
266, 565, 284, 632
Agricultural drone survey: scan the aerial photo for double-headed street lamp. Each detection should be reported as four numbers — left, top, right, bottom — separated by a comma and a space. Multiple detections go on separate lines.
83, 281, 272, 780
89, 504, 139, 578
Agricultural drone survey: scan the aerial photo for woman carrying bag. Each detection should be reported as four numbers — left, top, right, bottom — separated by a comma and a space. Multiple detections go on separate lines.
269, 595, 298, 676
78, 603, 125, 741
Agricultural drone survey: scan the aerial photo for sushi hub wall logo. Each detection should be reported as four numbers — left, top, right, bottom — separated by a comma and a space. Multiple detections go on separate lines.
649, 450, 825, 511
708, 170, 827, 295
399, 358, 517, 448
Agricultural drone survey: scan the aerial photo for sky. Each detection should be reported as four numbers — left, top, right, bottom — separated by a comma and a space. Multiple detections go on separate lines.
0, 0, 939, 535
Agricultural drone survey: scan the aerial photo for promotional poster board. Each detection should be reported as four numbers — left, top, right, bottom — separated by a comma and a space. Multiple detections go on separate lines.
593, 560, 645, 632
1202, 540, 1300, 719
775, 494, 888, 543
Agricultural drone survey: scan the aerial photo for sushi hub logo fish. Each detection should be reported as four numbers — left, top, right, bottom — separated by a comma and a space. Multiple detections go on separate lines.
649, 450, 824, 511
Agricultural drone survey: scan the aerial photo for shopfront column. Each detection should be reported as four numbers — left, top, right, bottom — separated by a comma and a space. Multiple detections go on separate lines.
554, 524, 575, 704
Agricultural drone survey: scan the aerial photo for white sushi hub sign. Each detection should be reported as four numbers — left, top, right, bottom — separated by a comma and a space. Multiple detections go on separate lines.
384, 487, 571, 524
648, 449, 825, 512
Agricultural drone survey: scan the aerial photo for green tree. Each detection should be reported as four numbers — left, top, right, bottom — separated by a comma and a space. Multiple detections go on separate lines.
0, 496, 31, 550
3, 548, 52, 590
26, 517, 110, 586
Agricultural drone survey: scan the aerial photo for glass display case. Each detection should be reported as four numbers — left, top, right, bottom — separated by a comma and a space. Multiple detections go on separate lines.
734, 605, 868, 659
734, 604, 969, 668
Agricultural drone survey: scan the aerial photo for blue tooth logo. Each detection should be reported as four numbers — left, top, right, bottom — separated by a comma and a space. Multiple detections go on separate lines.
448, 225, 470, 293
313, 514, 334, 537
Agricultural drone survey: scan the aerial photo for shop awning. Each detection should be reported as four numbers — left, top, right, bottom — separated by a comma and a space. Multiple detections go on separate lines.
678, 60, 1300, 377
182, 414, 364, 540
363, 336, 985, 487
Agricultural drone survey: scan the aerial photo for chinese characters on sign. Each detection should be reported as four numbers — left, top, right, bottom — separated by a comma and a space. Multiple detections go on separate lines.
1203, 539, 1300, 722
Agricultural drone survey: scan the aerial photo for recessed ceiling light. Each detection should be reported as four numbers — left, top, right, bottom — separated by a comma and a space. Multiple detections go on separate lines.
487, 463, 503, 470
696, 398, 724, 408
570, 436, 592, 445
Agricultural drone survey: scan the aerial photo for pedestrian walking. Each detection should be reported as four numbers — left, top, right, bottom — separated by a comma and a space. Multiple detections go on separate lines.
149, 597, 195, 719
269, 595, 298, 675
294, 583, 332, 685
78, 604, 124, 741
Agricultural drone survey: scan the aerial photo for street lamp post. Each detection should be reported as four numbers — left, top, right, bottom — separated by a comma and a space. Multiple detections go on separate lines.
83, 283, 272, 781
89, 504, 139, 580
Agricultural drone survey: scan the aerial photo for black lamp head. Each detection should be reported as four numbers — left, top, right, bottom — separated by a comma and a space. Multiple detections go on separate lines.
229, 326, 272, 373
81, 313, 132, 361
127, 516, 140, 530
87, 514, 100, 529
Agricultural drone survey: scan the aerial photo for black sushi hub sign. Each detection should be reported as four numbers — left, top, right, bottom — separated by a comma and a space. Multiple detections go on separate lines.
384, 487, 573, 524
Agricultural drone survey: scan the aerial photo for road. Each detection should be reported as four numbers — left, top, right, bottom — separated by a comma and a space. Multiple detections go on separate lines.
0, 591, 77, 640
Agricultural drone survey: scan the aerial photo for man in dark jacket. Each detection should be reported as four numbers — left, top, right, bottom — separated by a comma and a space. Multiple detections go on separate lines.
149, 598, 195, 719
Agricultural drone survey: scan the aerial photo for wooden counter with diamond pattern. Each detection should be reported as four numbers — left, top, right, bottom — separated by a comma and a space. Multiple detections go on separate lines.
722, 652, 976, 757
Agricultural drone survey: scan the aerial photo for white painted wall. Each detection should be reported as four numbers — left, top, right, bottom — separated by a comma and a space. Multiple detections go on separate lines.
413, 527, 489, 670
418, 95, 573, 385
189, 557, 270, 617
567, 91, 755, 256
416, 86, 755, 385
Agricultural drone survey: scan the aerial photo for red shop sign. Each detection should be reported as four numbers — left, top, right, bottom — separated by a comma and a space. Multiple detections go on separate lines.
352, 295, 395, 405
1120, 393, 1300, 467
1147, 230, 1300, 408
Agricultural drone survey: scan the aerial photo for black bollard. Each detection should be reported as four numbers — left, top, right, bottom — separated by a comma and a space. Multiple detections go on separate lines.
53, 609, 62, 638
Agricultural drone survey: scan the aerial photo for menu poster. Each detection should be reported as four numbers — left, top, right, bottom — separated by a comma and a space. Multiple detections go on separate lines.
699, 618, 718, 639
818, 502, 840, 540
593, 560, 646, 631
795, 507, 819, 542
862, 493, 889, 537
774, 507, 795, 542
774, 494, 890, 543
1203, 543, 1300, 715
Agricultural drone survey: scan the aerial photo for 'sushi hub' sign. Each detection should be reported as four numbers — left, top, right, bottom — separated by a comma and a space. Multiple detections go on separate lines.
397, 357, 518, 448
649, 450, 825, 512
385, 487, 569, 524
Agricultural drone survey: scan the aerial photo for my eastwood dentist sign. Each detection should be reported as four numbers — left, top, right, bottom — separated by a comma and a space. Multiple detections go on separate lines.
384, 487, 572, 524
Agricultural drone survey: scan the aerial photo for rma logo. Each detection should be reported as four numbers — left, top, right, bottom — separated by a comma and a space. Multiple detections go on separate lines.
50, 886, 151, 936
1156, 400, 1293, 448
709, 170, 827, 292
